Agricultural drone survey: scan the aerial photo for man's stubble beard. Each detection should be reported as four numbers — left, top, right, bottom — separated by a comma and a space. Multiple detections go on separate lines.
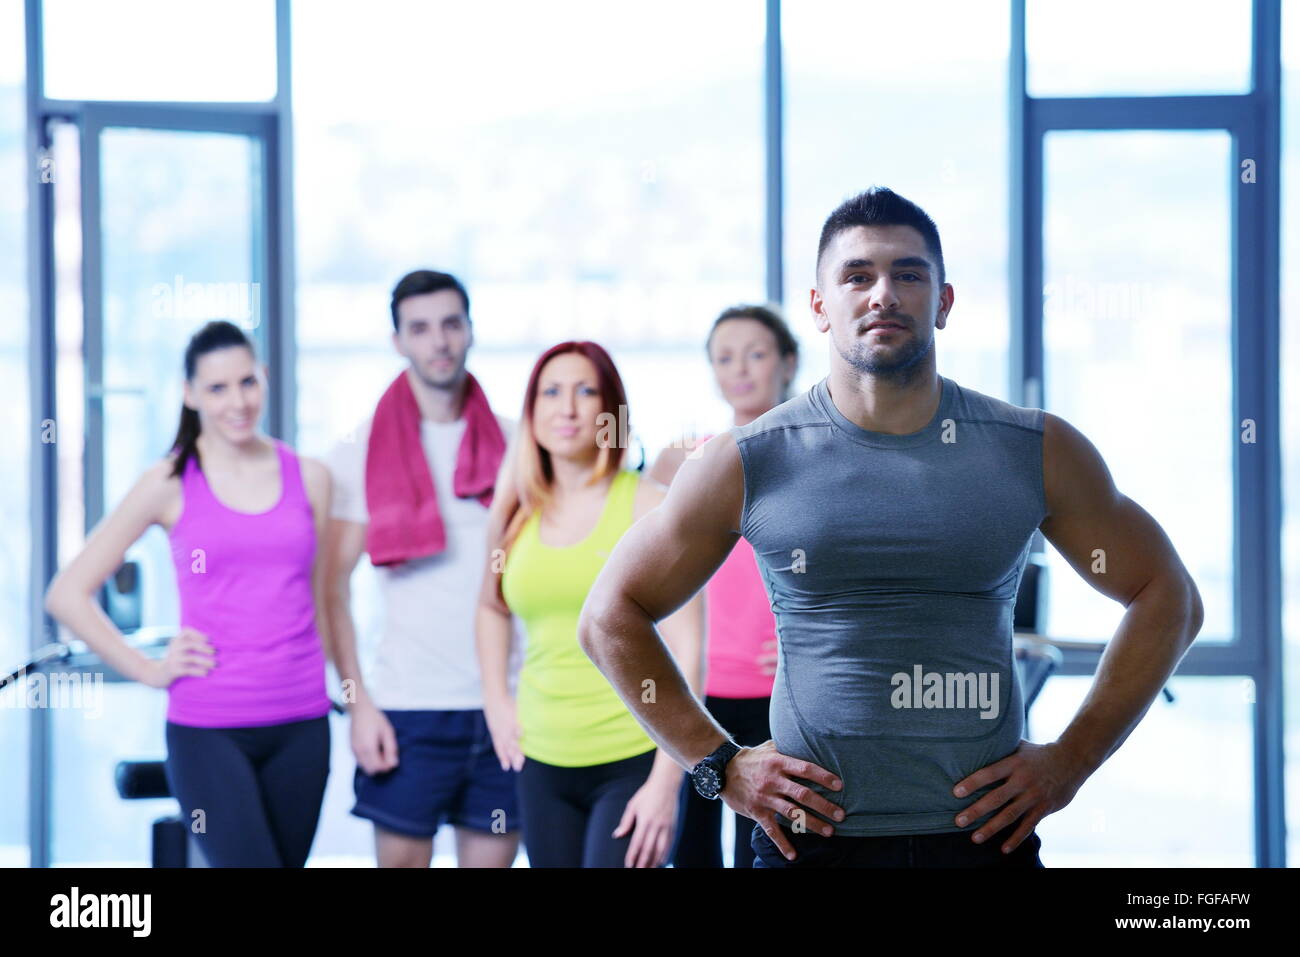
835, 318, 935, 387
410, 352, 469, 393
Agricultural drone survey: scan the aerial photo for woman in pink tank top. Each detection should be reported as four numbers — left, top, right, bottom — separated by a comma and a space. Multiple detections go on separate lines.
44, 321, 334, 867
648, 303, 799, 869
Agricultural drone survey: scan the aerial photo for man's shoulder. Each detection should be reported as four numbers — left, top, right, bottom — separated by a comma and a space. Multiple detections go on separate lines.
731, 384, 825, 444
945, 377, 1043, 434
326, 414, 375, 469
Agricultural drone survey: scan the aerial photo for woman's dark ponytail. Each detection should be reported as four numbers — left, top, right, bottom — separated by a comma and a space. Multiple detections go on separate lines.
169, 406, 202, 478
168, 320, 257, 478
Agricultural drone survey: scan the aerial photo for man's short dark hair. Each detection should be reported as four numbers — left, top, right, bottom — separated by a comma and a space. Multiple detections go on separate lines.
816, 187, 946, 287
390, 269, 470, 331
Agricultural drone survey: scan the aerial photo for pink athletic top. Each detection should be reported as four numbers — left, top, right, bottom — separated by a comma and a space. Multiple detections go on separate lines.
166, 439, 332, 727
699, 433, 778, 699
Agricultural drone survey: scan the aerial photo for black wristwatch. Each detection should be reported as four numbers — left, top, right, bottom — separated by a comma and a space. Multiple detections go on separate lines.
690, 740, 741, 800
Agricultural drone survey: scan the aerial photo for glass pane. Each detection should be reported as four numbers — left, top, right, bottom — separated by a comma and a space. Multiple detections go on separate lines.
1027, 0, 1253, 97
292, 0, 763, 465
0, 0, 29, 866
1042, 131, 1233, 644
99, 127, 261, 633
1031, 676, 1253, 866
50, 127, 264, 863
53, 121, 84, 579
42, 0, 277, 102
1282, 0, 1300, 869
50, 683, 173, 865
783, 0, 1010, 398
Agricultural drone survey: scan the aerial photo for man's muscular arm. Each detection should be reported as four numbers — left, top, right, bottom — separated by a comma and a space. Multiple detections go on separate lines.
579, 434, 740, 770
579, 432, 845, 859
1036, 412, 1203, 771
952, 411, 1204, 851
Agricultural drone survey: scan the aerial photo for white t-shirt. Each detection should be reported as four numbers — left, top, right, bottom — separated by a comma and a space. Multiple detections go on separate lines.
328, 411, 523, 710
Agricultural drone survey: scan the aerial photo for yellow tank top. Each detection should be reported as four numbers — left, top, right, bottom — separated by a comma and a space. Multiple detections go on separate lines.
501, 468, 656, 767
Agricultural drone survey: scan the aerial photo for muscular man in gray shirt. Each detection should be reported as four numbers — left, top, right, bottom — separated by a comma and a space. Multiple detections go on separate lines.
577, 187, 1204, 867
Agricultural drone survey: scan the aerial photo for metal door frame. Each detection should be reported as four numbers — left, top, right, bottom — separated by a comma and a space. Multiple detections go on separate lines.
1009, 0, 1283, 867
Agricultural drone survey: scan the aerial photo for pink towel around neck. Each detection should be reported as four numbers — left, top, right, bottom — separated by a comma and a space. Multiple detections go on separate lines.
364, 369, 505, 566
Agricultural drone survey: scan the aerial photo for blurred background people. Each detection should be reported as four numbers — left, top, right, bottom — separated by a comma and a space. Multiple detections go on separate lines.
45, 320, 334, 867
325, 270, 522, 867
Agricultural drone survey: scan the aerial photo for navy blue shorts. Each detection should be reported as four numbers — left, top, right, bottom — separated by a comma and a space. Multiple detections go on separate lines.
351, 709, 520, 837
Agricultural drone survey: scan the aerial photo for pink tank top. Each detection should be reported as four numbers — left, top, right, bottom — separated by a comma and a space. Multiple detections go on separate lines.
166, 439, 332, 727
699, 433, 777, 699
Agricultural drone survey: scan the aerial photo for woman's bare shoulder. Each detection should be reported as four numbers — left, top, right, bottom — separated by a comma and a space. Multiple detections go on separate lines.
647, 434, 709, 485
133, 456, 184, 529
632, 470, 669, 520
143, 455, 183, 488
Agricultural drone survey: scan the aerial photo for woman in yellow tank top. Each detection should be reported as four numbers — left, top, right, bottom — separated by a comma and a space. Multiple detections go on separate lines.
475, 341, 705, 868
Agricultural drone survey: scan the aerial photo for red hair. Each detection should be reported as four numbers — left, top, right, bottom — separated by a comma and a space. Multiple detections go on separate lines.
492, 341, 631, 598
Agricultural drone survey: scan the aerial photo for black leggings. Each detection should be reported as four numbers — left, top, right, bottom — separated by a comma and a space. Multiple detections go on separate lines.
164, 715, 330, 867
516, 749, 660, 867
673, 695, 772, 869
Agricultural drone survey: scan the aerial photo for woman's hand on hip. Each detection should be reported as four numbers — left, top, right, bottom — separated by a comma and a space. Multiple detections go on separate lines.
142, 626, 215, 689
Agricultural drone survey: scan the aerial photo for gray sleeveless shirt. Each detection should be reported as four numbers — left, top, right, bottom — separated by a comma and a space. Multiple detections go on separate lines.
731, 375, 1046, 836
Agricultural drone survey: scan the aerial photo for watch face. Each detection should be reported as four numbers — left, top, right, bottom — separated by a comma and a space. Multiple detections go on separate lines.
693, 765, 721, 799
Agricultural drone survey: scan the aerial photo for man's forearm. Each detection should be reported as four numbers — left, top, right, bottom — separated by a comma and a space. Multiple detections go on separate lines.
326, 587, 373, 708
579, 595, 729, 771
1055, 573, 1202, 776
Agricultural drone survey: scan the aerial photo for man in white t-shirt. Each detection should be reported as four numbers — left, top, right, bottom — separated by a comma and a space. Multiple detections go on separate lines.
325, 269, 521, 868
